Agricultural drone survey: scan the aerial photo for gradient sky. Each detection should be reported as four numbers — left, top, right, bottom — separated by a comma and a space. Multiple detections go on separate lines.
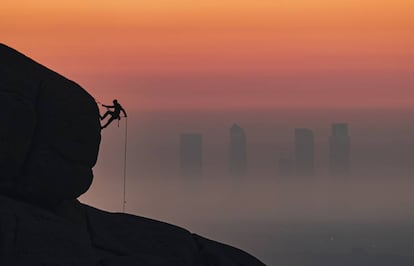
2, 0, 413, 110
3, 4, 413, 262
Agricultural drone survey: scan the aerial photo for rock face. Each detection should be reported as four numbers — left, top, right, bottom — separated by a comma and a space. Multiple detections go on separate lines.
0, 44, 265, 265
0, 44, 101, 206
0, 196, 263, 265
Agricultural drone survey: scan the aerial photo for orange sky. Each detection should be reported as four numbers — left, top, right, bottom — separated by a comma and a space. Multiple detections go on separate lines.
2, 0, 413, 110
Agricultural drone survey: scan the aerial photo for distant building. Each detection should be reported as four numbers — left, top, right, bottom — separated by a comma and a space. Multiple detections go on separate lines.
180, 133, 202, 177
329, 123, 350, 176
229, 124, 247, 176
294, 128, 315, 176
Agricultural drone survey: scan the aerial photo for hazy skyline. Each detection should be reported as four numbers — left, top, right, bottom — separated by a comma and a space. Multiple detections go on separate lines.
85, 108, 414, 206
77, 108, 413, 265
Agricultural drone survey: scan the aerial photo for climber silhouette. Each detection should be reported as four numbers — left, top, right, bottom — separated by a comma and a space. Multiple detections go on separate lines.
100, 99, 127, 129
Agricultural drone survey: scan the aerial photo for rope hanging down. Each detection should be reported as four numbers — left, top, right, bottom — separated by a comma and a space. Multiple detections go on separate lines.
122, 116, 128, 213
95, 97, 129, 213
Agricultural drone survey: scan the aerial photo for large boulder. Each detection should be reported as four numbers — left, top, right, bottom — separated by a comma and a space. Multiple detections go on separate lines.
0, 43, 101, 206
0, 43, 264, 265
0, 195, 264, 265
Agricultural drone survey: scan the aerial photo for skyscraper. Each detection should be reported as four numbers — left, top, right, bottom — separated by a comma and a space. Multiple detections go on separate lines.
329, 123, 350, 176
180, 133, 202, 177
229, 124, 247, 177
294, 128, 315, 176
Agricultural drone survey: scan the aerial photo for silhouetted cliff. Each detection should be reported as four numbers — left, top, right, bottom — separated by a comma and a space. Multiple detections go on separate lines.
0, 43, 264, 265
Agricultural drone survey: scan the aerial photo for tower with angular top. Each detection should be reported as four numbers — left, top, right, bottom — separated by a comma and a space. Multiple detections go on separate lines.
330, 123, 351, 176
229, 124, 247, 177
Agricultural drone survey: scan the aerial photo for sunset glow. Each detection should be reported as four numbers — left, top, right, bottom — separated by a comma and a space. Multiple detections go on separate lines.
2, 0, 413, 110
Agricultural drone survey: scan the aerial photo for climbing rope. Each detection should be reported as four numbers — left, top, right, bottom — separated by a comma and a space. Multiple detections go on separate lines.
94, 97, 128, 213
122, 116, 128, 213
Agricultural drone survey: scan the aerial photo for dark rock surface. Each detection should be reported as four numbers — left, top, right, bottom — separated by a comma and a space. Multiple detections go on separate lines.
0, 43, 101, 207
0, 43, 265, 265
0, 195, 263, 265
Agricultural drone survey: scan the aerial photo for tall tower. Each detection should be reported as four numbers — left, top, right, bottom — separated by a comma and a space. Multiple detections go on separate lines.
180, 133, 202, 177
330, 123, 350, 176
229, 124, 247, 177
294, 128, 315, 176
